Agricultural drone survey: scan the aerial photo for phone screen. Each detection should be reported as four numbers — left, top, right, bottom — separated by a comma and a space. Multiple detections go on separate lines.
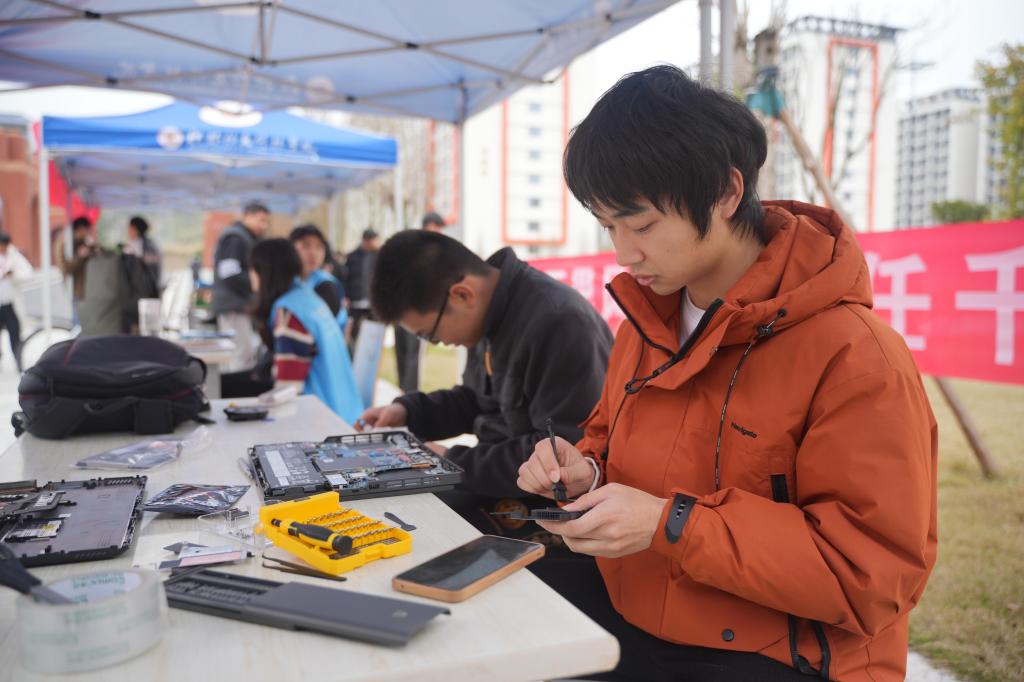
395, 536, 540, 591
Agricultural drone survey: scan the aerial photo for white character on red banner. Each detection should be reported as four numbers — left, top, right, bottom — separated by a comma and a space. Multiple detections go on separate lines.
865, 252, 932, 351
954, 245, 1024, 366
570, 266, 597, 304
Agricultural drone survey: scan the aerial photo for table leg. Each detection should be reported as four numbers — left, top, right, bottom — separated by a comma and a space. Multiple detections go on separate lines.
205, 364, 222, 400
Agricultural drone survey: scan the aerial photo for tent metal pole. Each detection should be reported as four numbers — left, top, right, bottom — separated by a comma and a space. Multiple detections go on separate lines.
38, 146, 53, 339
699, 0, 713, 83
62, 161, 73, 263
17, 0, 265, 23
328, 193, 339, 250
0, 47, 108, 84
456, 84, 468, 244
719, 0, 735, 91
393, 164, 404, 233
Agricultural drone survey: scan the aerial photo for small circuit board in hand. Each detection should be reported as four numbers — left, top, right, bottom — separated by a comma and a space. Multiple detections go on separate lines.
491, 507, 584, 522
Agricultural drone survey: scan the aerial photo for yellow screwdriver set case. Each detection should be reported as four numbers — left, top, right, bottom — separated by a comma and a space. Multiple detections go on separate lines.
257, 491, 412, 576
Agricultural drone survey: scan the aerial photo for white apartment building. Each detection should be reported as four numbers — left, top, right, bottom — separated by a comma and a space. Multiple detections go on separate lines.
895, 88, 985, 228
977, 95, 1008, 216
771, 16, 900, 232
453, 1, 695, 260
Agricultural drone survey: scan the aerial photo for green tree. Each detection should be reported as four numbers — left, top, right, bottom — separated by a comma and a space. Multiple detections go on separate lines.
930, 200, 990, 224
977, 44, 1024, 218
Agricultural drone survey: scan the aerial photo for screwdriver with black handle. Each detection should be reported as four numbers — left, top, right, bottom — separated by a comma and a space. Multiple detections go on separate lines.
270, 518, 354, 555
0, 543, 73, 604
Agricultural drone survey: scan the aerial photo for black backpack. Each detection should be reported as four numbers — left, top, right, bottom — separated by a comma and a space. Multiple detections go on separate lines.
14, 336, 212, 439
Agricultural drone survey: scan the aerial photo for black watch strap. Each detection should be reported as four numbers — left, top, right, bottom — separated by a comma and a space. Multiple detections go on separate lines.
664, 494, 698, 544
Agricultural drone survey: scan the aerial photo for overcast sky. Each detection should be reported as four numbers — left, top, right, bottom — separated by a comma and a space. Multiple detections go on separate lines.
746, 0, 1024, 97
0, 0, 1021, 120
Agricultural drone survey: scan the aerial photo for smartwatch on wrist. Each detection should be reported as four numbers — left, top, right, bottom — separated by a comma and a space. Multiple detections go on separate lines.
664, 493, 698, 544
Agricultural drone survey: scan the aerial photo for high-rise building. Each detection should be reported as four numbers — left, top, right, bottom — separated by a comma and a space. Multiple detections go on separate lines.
454, 1, 695, 260
977, 94, 1009, 216
894, 88, 985, 228
771, 16, 901, 232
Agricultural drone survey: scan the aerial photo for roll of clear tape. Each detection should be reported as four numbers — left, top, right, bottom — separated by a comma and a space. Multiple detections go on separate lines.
16, 569, 168, 674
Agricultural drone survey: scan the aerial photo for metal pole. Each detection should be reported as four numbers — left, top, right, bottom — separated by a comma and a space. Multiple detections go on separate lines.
393, 163, 404, 233
934, 377, 998, 478
63, 177, 72, 263
327, 192, 339, 248
699, 0, 714, 84
38, 146, 52, 340
455, 83, 468, 245
719, 0, 735, 92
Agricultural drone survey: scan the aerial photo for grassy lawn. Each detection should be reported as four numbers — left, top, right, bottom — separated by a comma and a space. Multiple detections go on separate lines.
909, 377, 1024, 682
376, 349, 1022, 680
378, 343, 460, 393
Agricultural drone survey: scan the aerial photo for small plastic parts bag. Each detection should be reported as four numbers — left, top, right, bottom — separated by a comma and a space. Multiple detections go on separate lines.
74, 427, 211, 471
142, 484, 250, 516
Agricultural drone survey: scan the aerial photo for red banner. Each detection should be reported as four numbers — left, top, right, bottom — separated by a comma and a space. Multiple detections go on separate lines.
531, 220, 1024, 385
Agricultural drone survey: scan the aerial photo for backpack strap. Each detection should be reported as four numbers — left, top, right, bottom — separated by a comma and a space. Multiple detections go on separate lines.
84, 396, 213, 434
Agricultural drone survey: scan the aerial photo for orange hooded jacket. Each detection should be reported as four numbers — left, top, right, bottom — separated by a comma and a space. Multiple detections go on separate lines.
578, 201, 938, 681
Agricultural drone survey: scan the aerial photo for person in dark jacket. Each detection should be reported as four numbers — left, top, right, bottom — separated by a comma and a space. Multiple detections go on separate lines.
125, 215, 162, 288
342, 228, 379, 352
63, 216, 96, 303
212, 201, 269, 372
357, 230, 613, 541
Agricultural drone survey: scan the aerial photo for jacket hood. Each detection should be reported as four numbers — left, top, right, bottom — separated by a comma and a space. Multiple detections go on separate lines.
609, 200, 874, 354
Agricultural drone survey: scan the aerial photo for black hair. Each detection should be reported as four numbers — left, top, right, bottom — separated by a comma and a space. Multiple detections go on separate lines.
421, 211, 444, 229
290, 223, 336, 273
0, 232, 11, 245
251, 238, 302, 348
129, 216, 149, 236
243, 201, 270, 216
564, 65, 768, 242
289, 223, 328, 249
371, 230, 490, 323
72, 216, 91, 231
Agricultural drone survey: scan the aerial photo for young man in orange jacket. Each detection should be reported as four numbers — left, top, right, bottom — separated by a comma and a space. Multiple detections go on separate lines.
518, 65, 937, 681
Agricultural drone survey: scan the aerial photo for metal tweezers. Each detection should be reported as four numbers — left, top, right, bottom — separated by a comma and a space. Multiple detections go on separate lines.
261, 555, 347, 582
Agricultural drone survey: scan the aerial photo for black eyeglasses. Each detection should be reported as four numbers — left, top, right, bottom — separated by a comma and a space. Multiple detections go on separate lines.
417, 276, 464, 344
419, 293, 449, 344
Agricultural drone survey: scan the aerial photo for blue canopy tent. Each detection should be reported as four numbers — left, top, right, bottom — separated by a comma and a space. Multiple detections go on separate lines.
32, 101, 397, 333
42, 101, 398, 211
0, 0, 681, 332
1, 1, 677, 122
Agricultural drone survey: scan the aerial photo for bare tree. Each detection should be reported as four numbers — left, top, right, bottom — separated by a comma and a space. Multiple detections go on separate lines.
822, 42, 898, 196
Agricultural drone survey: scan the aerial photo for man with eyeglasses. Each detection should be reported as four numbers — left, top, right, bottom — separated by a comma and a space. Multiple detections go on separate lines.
356, 230, 613, 541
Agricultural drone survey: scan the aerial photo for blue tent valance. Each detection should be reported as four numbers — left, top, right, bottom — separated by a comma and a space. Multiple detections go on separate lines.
41, 101, 397, 210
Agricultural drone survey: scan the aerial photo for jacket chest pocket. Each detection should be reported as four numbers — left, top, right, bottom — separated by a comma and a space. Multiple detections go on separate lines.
723, 439, 798, 503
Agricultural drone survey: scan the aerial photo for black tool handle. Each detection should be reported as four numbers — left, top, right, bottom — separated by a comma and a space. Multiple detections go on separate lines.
288, 522, 354, 554
0, 543, 40, 595
546, 418, 568, 502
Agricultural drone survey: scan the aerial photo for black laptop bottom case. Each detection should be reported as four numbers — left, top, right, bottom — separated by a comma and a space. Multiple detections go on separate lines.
164, 568, 449, 646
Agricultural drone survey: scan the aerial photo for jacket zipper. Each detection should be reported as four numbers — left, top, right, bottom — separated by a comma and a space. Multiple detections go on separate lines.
605, 283, 724, 394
